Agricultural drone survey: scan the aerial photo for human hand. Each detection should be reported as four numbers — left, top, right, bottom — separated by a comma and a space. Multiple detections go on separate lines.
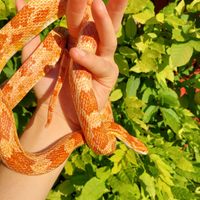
15, 0, 128, 132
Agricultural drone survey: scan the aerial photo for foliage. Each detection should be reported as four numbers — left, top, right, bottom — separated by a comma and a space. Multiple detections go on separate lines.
1, 0, 200, 199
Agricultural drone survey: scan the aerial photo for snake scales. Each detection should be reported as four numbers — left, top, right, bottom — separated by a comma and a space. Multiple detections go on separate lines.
0, 0, 148, 175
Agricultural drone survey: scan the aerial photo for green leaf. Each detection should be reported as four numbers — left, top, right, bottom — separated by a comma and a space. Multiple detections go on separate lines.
3, 65, 15, 78
0, 0, 6, 18
125, 16, 137, 39
114, 53, 129, 77
144, 49, 161, 59
119, 46, 137, 59
156, 13, 164, 23
150, 37, 166, 54
108, 176, 140, 199
175, 0, 185, 15
2, 0, 16, 17
0, 15, 7, 20
167, 147, 195, 172
160, 107, 181, 134
134, 34, 151, 52
58, 180, 75, 196
117, 169, 134, 184
125, 0, 150, 14
125, 76, 140, 97
109, 149, 124, 162
139, 172, 155, 198
59, 15, 67, 28
124, 96, 145, 108
96, 167, 111, 181
162, 2, 176, 16
132, 10, 158, 25
171, 186, 197, 200
116, 24, 125, 45
172, 29, 187, 42
187, 0, 200, 12
65, 161, 74, 176
189, 40, 200, 52
79, 177, 106, 200
165, 16, 187, 28
125, 110, 145, 129
82, 153, 92, 164
111, 162, 122, 174
158, 178, 173, 198
142, 87, 154, 103
143, 105, 159, 123
102, 0, 109, 5
158, 88, 180, 108
176, 168, 200, 184
124, 96, 147, 130
177, 157, 195, 172
194, 147, 200, 162
46, 190, 62, 200
131, 57, 158, 73
74, 158, 85, 170
133, 118, 148, 130
71, 175, 90, 186
150, 154, 174, 186
125, 149, 137, 165
158, 66, 174, 83
110, 89, 123, 102
171, 43, 193, 67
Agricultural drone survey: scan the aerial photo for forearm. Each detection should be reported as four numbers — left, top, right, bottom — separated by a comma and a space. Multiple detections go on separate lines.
0, 105, 72, 200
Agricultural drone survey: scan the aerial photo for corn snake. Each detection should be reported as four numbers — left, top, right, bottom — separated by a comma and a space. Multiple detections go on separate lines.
0, 0, 148, 175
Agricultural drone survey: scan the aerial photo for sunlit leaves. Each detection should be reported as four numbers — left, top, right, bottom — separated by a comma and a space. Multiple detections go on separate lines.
132, 10, 158, 25
150, 154, 174, 186
171, 186, 197, 200
124, 96, 147, 130
0, 0, 7, 19
119, 46, 137, 60
116, 24, 125, 45
110, 89, 123, 102
139, 172, 155, 199
187, 0, 200, 13
175, 0, 185, 15
114, 53, 129, 77
125, 0, 150, 14
79, 178, 107, 200
171, 43, 193, 67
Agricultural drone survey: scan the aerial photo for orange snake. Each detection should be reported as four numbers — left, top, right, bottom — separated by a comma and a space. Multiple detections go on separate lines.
0, 0, 148, 175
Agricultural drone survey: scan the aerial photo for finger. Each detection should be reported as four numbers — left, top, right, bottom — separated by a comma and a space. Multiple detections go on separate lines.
106, 0, 128, 34
15, 0, 41, 63
66, 0, 87, 47
69, 47, 118, 111
69, 47, 118, 88
92, 0, 117, 58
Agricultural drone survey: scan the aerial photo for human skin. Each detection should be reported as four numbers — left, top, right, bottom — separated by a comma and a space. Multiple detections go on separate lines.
0, 0, 128, 199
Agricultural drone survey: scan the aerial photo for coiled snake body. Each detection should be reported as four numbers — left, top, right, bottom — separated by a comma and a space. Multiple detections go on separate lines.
0, 0, 148, 175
